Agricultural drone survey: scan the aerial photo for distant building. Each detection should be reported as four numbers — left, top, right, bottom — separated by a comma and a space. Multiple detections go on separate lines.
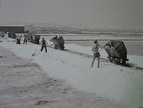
0, 26, 25, 33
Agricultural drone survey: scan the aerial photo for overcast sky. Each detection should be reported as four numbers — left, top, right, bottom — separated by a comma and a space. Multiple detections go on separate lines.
0, 0, 143, 29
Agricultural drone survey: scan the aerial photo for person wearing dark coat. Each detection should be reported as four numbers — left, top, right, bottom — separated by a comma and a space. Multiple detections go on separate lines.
23, 34, 28, 45
40, 37, 47, 52
16, 36, 21, 44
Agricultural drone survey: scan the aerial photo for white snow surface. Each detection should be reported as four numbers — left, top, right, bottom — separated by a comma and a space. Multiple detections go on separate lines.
0, 38, 143, 108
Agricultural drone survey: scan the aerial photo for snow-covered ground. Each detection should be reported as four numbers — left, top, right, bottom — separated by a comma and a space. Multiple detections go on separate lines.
0, 37, 143, 108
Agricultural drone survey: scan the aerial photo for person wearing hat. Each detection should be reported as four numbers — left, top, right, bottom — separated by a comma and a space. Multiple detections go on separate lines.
91, 40, 102, 68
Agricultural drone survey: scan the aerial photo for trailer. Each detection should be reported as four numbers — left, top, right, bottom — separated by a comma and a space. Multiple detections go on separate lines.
29, 34, 41, 44
104, 40, 128, 64
50, 36, 65, 50
0, 31, 5, 38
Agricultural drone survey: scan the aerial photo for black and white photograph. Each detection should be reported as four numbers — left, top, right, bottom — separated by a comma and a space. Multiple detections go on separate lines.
0, 0, 143, 108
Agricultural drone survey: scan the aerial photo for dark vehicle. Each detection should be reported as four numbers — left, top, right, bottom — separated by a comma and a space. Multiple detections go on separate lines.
50, 36, 65, 50
0, 31, 5, 38
8, 32, 16, 39
29, 34, 41, 44
104, 40, 128, 64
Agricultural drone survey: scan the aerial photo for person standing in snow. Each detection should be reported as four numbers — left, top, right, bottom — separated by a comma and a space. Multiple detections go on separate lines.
23, 33, 28, 45
16, 36, 22, 44
40, 37, 47, 52
91, 40, 102, 68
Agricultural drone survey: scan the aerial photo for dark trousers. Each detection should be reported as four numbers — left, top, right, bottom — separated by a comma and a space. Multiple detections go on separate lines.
41, 46, 47, 52
16, 39, 20, 44
23, 40, 27, 45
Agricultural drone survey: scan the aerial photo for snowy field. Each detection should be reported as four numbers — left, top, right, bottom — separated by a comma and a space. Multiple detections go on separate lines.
36, 34, 143, 41
0, 37, 143, 108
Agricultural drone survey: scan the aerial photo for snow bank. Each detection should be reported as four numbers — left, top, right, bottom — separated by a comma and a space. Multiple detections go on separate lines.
0, 38, 143, 108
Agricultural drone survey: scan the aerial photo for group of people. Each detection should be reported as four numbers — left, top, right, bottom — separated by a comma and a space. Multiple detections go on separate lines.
16, 34, 28, 45
15, 32, 102, 68
39, 38, 102, 68
15, 34, 48, 53
40, 38, 103, 68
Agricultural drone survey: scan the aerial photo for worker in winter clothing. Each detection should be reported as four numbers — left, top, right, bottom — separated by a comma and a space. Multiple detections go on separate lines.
23, 34, 28, 45
16, 36, 21, 44
91, 40, 102, 68
40, 37, 47, 52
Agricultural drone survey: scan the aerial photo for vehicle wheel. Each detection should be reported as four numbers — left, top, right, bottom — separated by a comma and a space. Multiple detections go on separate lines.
54, 45, 59, 49
109, 57, 113, 63
122, 59, 126, 64
114, 58, 120, 64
